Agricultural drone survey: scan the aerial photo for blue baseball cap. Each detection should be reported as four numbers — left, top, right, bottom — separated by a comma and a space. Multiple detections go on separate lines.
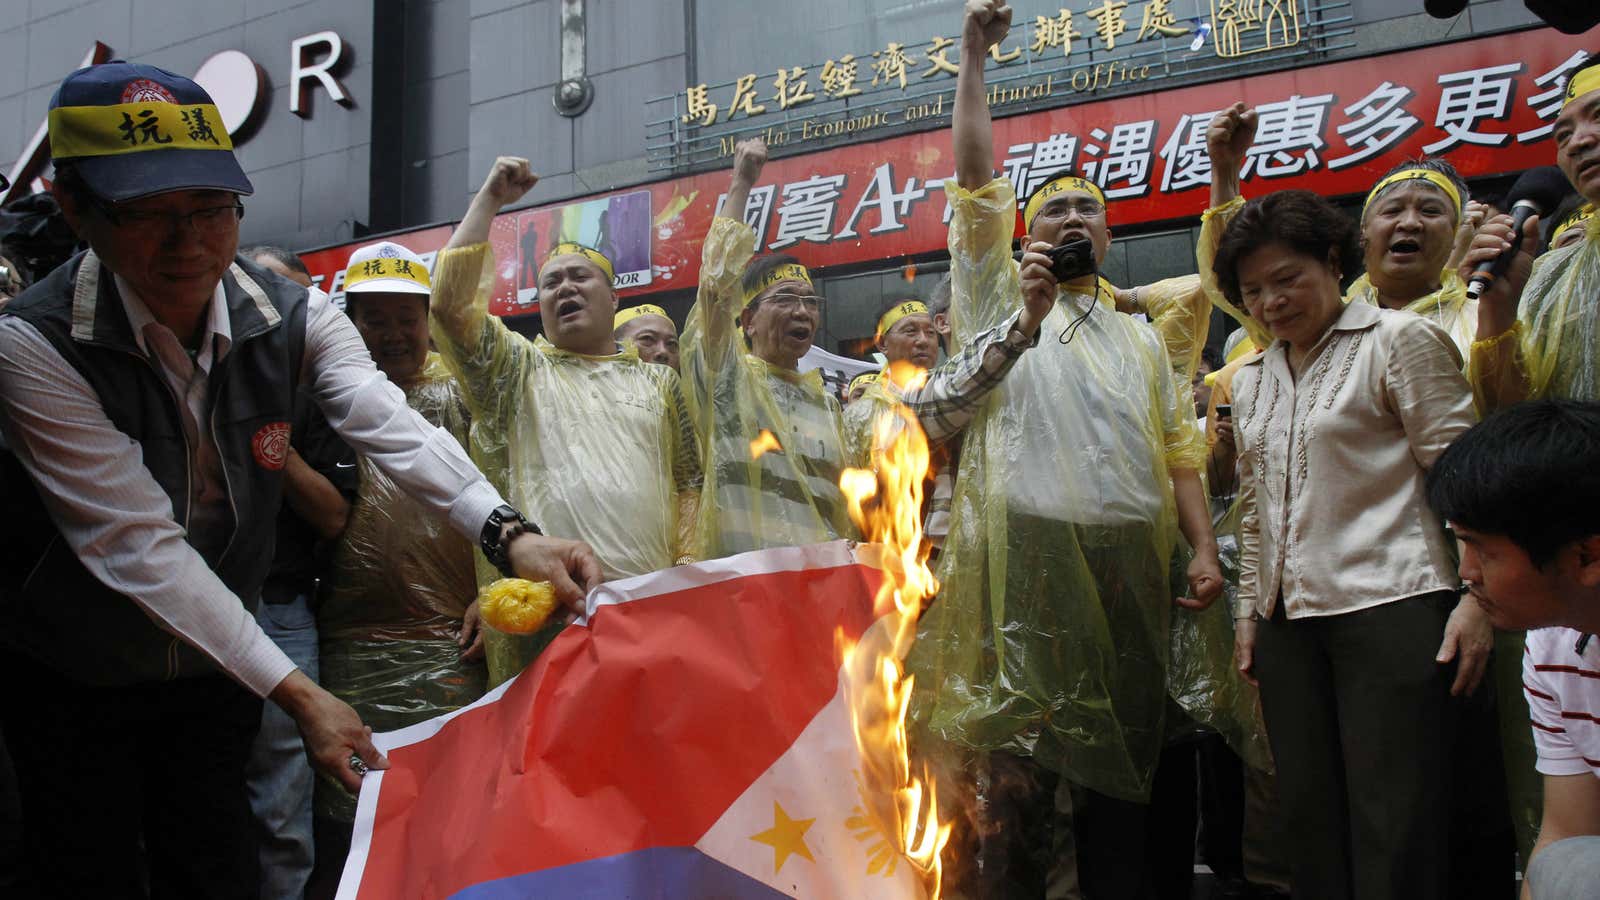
48, 61, 253, 203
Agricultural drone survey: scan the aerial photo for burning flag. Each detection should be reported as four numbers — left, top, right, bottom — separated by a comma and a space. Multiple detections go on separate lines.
338, 399, 948, 899
337, 543, 945, 898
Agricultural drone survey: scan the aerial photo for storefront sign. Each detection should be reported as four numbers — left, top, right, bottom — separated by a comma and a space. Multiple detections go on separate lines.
647, 0, 1350, 170
300, 28, 1586, 318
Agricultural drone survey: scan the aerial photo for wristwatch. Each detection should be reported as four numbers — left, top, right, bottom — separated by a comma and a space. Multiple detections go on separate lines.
480, 504, 542, 578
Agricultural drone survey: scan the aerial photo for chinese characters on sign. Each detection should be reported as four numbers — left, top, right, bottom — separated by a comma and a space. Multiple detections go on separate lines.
677, 0, 1301, 130
303, 30, 1586, 320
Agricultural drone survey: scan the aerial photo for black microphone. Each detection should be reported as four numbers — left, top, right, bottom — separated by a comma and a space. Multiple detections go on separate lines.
1465, 166, 1570, 301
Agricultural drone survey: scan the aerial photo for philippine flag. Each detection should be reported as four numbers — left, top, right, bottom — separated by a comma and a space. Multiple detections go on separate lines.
336, 541, 930, 899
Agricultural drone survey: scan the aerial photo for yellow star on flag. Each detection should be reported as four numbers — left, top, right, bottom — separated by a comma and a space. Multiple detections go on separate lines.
749, 801, 816, 873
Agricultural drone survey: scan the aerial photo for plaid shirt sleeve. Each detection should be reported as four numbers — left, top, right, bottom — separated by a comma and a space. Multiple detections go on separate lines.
902, 308, 1033, 446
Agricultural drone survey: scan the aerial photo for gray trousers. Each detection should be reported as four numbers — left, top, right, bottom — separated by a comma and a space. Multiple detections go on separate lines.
1253, 591, 1456, 900
1527, 836, 1600, 900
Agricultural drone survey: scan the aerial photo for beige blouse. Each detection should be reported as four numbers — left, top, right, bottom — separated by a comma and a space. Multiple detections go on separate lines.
1234, 301, 1475, 620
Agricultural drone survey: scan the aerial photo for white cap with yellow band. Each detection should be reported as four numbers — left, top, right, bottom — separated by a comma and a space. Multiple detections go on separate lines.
1023, 174, 1108, 229
343, 241, 432, 295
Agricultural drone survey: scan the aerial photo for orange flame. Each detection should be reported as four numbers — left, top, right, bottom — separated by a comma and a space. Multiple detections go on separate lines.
749, 429, 782, 459
837, 395, 952, 898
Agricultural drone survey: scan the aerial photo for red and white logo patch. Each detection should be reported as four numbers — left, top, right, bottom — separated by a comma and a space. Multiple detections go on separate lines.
120, 79, 177, 104
251, 421, 291, 471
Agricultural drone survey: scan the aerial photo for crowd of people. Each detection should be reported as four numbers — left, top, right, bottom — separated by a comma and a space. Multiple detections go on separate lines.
0, 2, 1599, 898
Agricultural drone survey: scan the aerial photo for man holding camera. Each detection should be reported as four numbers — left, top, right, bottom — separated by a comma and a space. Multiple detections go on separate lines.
907, 3, 1222, 896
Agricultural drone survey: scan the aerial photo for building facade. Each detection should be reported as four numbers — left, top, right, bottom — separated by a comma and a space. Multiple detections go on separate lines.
0, 0, 1575, 355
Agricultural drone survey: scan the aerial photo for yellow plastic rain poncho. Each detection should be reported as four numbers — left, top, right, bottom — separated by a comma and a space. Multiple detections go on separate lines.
908, 177, 1208, 802
1348, 269, 1477, 358
680, 217, 856, 558
1197, 196, 1275, 354
1137, 273, 1212, 384
842, 378, 899, 470
317, 353, 486, 820
1470, 216, 1600, 411
429, 242, 701, 582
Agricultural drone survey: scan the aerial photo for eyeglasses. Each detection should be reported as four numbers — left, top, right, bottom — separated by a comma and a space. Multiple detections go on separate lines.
89, 198, 245, 235
1036, 199, 1105, 220
760, 291, 824, 312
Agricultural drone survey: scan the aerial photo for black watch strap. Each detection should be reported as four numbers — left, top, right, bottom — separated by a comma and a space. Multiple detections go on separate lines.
480, 504, 541, 577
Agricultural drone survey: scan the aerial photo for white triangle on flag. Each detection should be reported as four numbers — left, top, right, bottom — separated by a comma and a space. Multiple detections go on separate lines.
693, 618, 930, 900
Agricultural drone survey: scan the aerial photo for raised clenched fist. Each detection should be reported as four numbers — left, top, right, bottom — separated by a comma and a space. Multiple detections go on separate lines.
963, 0, 1013, 51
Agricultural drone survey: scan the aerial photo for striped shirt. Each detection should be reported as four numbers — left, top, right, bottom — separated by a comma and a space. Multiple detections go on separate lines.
1524, 626, 1600, 777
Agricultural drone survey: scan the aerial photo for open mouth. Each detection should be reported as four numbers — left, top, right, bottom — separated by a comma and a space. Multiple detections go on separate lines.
1388, 238, 1421, 256
556, 298, 583, 320
785, 323, 813, 342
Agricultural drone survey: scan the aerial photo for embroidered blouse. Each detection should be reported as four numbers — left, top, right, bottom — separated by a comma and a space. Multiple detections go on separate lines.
1234, 302, 1475, 619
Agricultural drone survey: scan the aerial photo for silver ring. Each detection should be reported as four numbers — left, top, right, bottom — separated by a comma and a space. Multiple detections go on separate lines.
348, 754, 371, 776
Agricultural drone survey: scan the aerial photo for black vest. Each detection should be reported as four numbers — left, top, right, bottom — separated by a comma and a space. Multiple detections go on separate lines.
1, 250, 308, 686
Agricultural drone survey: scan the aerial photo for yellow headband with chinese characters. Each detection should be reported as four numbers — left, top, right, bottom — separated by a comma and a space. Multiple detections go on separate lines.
1563, 66, 1600, 110
1363, 168, 1463, 218
613, 303, 670, 329
343, 256, 432, 292
48, 102, 233, 158
1023, 174, 1107, 228
743, 262, 813, 304
849, 372, 880, 392
543, 242, 615, 282
1550, 203, 1596, 247
876, 300, 930, 340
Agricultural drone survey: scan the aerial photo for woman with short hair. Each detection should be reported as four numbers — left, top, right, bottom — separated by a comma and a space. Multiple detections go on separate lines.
1215, 189, 1480, 900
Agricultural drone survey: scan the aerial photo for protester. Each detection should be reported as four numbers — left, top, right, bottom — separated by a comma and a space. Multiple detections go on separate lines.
313, 240, 487, 840
1345, 158, 1479, 355
907, 3, 1222, 896
845, 370, 878, 404
1467, 55, 1600, 412
1426, 399, 1600, 900
612, 302, 680, 370
237, 244, 358, 900
680, 140, 855, 556
431, 157, 701, 585
0, 62, 600, 897
842, 293, 1047, 475
1216, 188, 1481, 900
1545, 194, 1593, 252
1202, 102, 1523, 892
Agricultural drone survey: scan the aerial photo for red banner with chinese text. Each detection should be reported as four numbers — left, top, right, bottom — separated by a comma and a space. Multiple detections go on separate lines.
298, 28, 1587, 317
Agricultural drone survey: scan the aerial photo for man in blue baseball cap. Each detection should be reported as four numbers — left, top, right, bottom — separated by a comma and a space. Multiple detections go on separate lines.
0, 62, 603, 897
